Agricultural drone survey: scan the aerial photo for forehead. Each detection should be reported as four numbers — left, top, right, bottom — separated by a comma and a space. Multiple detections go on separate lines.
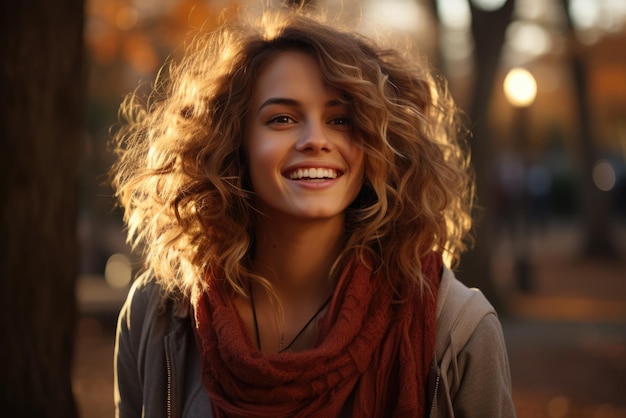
258, 49, 319, 75
251, 50, 327, 99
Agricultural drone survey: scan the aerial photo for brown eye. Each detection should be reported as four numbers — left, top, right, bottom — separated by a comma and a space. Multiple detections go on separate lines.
266, 115, 295, 125
330, 117, 350, 125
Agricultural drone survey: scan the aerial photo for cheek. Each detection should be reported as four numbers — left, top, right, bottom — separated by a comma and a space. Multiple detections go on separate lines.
247, 140, 275, 175
349, 145, 366, 178
243, 129, 263, 169
244, 138, 285, 194
346, 152, 366, 200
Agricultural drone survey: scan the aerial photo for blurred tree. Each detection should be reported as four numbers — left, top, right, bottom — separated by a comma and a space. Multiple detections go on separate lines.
0, 0, 84, 416
428, 0, 516, 308
462, 0, 515, 306
559, 0, 618, 259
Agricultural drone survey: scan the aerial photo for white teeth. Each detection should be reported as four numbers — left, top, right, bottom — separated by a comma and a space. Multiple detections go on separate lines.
289, 168, 338, 180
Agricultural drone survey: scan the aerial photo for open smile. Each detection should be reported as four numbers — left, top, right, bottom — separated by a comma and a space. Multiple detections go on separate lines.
285, 167, 340, 180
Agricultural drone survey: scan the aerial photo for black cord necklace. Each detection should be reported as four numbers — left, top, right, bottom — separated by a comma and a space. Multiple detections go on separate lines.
249, 282, 332, 353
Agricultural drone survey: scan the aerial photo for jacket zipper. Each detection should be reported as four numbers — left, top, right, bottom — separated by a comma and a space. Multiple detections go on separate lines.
429, 369, 441, 418
164, 335, 173, 418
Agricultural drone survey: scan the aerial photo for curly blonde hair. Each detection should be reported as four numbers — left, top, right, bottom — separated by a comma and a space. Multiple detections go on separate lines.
111, 9, 474, 299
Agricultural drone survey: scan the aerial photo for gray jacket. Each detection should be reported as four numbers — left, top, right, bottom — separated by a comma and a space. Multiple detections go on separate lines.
114, 268, 516, 417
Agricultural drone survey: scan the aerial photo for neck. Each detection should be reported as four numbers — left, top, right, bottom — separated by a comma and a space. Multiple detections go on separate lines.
252, 214, 345, 299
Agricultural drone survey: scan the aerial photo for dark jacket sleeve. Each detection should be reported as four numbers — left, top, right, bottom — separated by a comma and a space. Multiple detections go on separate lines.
114, 279, 208, 418
114, 280, 155, 418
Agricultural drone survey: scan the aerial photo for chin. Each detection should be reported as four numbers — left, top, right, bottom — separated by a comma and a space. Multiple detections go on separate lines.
286, 207, 346, 221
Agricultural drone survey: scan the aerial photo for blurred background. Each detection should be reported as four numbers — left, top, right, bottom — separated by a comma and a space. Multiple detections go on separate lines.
70, 0, 626, 417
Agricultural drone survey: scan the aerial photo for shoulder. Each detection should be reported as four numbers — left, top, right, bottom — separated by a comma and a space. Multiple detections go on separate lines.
437, 268, 494, 316
116, 278, 190, 366
123, 278, 161, 314
115, 278, 197, 417
432, 268, 516, 417
435, 267, 496, 354
116, 279, 166, 367
118, 279, 163, 334
119, 278, 189, 327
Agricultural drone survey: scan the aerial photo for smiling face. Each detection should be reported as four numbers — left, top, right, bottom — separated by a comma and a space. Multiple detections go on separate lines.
244, 50, 365, 224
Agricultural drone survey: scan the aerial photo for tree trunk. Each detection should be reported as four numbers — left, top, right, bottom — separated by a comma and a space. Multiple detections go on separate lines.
1, 1, 84, 416
457, 0, 516, 308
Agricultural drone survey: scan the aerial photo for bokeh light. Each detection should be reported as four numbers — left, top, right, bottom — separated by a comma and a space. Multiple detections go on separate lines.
592, 160, 616, 192
506, 21, 553, 58
115, 6, 138, 31
503, 68, 538, 107
437, 0, 471, 29
104, 253, 132, 289
363, 0, 429, 33
471, 0, 507, 12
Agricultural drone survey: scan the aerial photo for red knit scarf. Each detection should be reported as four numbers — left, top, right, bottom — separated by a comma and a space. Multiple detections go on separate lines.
193, 252, 442, 417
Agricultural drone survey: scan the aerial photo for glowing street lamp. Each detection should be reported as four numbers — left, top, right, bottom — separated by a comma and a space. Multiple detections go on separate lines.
504, 68, 537, 107
503, 67, 537, 292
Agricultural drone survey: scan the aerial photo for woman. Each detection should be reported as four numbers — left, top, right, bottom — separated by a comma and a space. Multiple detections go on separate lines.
112, 8, 515, 418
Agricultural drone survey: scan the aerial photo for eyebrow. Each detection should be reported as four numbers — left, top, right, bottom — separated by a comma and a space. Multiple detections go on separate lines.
256, 97, 344, 114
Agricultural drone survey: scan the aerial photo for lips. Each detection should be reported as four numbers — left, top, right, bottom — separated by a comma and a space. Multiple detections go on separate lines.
286, 167, 339, 180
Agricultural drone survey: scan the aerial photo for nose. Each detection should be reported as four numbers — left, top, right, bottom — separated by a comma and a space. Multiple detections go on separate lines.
295, 121, 331, 153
